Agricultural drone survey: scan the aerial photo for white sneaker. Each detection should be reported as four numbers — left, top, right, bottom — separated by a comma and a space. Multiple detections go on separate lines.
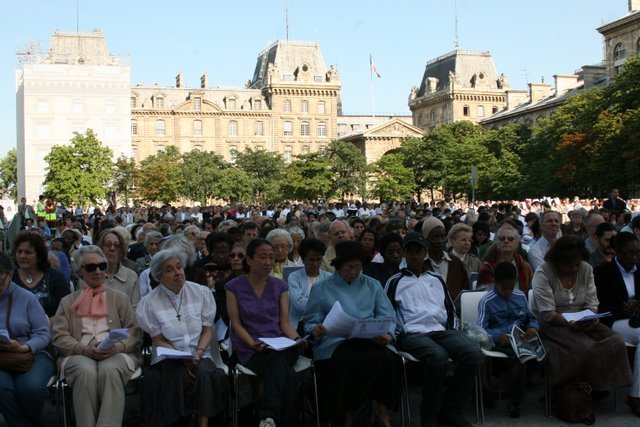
259, 418, 276, 427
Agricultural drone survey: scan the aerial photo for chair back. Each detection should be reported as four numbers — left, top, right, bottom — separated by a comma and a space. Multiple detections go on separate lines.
528, 288, 534, 310
210, 341, 229, 374
459, 290, 488, 328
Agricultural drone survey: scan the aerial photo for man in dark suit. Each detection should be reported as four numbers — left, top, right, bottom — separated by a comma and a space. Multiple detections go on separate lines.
603, 188, 627, 215
594, 232, 640, 416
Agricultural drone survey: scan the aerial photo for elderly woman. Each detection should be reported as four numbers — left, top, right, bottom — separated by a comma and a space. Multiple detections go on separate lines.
136, 248, 226, 427
0, 252, 54, 427
226, 238, 302, 427
288, 238, 332, 329
12, 231, 69, 317
448, 223, 482, 279
477, 225, 532, 293
52, 246, 142, 427
135, 230, 163, 270
98, 229, 140, 307
595, 232, 640, 415
304, 240, 401, 427
266, 228, 296, 278
287, 226, 305, 266
533, 235, 632, 403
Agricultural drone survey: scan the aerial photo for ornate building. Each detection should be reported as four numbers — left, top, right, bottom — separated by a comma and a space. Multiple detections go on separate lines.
131, 40, 341, 163
16, 31, 131, 204
597, 0, 640, 79
408, 49, 509, 131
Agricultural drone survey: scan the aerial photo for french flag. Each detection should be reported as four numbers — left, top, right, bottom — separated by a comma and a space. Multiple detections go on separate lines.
370, 54, 381, 78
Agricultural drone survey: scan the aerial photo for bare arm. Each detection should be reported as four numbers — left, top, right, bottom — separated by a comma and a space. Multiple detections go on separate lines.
279, 291, 300, 340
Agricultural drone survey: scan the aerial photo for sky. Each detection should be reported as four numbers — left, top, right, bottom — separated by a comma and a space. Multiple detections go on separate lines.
0, 0, 627, 157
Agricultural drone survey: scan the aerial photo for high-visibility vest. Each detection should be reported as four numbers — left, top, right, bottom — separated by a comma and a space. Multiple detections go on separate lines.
36, 202, 46, 219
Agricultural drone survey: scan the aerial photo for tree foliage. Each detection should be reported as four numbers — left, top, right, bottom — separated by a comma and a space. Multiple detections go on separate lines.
370, 153, 415, 202
234, 148, 285, 203
43, 129, 113, 204
0, 148, 17, 201
180, 150, 228, 205
326, 140, 368, 201
218, 167, 253, 204
112, 155, 138, 207
281, 152, 333, 202
136, 146, 183, 204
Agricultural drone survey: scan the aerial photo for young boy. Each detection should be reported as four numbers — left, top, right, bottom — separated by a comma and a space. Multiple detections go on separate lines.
477, 261, 539, 418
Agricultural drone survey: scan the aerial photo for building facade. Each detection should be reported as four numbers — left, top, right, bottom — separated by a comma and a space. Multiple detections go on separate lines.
597, 0, 640, 79
16, 31, 131, 205
408, 49, 509, 131
131, 40, 341, 164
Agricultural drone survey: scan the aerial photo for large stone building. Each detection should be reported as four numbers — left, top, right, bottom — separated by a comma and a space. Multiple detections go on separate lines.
408, 49, 509, 131
597, 0, 640, 79
16, 31, 131, 204
131, 40, 341, 163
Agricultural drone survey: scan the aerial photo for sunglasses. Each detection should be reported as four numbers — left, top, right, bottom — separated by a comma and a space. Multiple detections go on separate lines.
230, 253, 245, 259
498, 236, 516, 242
82, 262, 108, 272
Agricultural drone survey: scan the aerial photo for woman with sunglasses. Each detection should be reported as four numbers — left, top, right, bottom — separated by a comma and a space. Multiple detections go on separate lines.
12, 231, 70, 317
52, 245, 142, 427
477, 225, 533, 293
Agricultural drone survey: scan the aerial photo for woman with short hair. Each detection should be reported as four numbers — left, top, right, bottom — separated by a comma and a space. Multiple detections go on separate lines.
266, 228, 295, 278
136, 248, 227, 427
98, 229, 140, 307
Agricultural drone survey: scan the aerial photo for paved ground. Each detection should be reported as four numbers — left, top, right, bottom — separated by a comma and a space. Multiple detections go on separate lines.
2, 374, 639, 426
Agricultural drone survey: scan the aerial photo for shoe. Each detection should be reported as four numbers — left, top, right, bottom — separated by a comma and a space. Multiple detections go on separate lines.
507, 401, 521, 418
258, 418, 276, 427
437, 412, 473, 427
628, 396, 640, 417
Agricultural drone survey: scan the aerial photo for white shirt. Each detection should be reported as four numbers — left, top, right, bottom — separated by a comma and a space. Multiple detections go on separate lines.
615, 258, 637, 299
427, 251, 452, 284
394, 271, 447, 334
528, 236, 552, 273
136, 281, 216, 365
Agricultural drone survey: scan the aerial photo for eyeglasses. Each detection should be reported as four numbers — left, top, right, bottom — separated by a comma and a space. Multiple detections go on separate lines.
230, 252, 245, 259
498, 236, 516, 242
82, 262, 108, 272
341, 263, 363, 272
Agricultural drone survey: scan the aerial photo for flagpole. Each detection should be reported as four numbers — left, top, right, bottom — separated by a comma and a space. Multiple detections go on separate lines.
370, 53, 376, 118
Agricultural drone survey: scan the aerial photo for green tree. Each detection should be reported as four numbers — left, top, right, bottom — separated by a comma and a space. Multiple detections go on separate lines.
180, 150, 228, 205
0, 148, 17, 201
136, 146, 183, 204
281, 152, 333, 201
218, 167, 253, 204
43, 129, 113, 204
370, 153, 415, 202
400, 135, 447, 202
326, 140, 368, 201
112, 155, 138, 207
234, 148, 285, 202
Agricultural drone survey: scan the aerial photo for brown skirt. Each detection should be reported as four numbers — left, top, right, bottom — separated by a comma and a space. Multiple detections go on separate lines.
540, 323, 632, 390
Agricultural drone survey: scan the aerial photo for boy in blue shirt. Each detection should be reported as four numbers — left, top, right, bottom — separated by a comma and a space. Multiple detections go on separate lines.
477, 261, 539, 418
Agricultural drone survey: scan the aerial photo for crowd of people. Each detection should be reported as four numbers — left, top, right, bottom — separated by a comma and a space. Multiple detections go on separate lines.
1, 188, 640, 426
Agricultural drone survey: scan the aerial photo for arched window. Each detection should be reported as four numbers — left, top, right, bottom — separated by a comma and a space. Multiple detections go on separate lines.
254, 121, 263, 136
317, 121, 327, 137
301, 121, 310, 136
301, 100, 309, 113
228, 120, 238, 136
155, 119, 165, 136
614, 43, 627, 75
477, 105, 485, 117
283, 121, 293, 136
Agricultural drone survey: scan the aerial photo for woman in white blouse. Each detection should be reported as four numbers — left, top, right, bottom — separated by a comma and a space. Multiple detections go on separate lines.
136, 249, 227, 427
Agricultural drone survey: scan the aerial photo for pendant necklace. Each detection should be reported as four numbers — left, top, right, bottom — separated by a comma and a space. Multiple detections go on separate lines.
167, 291, 184, 321
23, 270, 33, 284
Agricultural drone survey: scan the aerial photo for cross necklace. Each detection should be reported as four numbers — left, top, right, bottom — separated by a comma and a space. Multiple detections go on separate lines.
167, 291, 184, 321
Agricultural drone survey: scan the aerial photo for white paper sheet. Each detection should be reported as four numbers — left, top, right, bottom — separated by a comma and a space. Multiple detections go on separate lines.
258, 337, 299, 351
322, 301, 392, 339
215, 318, 229, 342
562, 310, 611, 322
97, 328, 129, 350
157, 347, 197, 360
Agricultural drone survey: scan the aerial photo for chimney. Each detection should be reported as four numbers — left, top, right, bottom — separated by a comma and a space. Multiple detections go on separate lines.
630, 0, 640, 12
581, 64, 607, 89
554, 74, 579, 95
176, 72, 184, 88
200, 73, 209, 89
505, 90, 528, 110
528, 82, 551, 103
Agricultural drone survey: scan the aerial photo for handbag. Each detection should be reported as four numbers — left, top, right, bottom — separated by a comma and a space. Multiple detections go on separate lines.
553, 382, 595, 424
0, 293, 34, 373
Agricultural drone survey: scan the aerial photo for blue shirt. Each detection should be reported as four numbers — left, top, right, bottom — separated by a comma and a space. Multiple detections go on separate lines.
477, 288, 539, 344
303, 272, 396, 361
0, 281, 51, 353
287, 268, 332, 327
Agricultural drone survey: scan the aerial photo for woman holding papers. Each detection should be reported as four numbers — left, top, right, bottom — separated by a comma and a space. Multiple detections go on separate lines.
0, 251, 54, 427
226, 237, 302, 427
532, 235, 631, 402
136, 248, 227, 427
52, 245, 142, 427
303, 240, 401, 427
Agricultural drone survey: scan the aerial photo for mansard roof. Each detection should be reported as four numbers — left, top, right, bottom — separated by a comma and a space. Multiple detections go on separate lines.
416, 49, 504, 96
43, 30, 122, 66
250, 40, 329, 88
